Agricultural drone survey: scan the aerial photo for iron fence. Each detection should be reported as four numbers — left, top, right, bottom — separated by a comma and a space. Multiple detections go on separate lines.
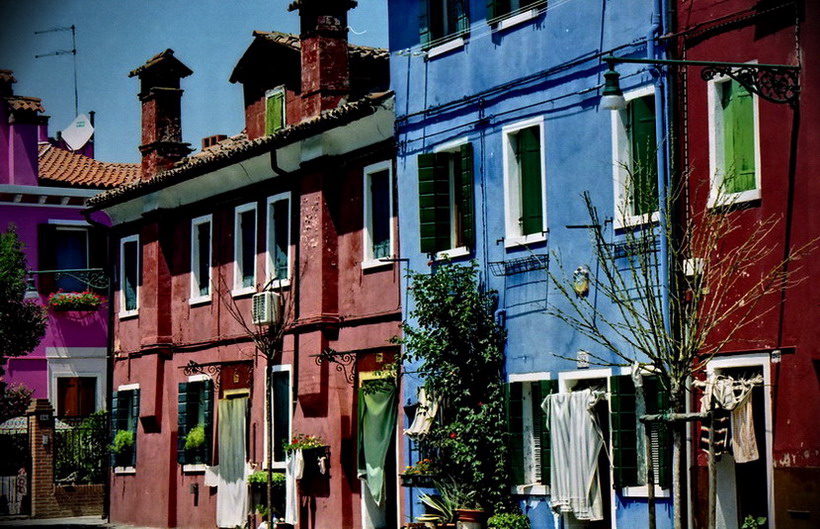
54, 413, 108, 484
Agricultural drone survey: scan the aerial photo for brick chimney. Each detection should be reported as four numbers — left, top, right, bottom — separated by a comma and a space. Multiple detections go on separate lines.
129, 49, 193, 181
288, 0, 357, 118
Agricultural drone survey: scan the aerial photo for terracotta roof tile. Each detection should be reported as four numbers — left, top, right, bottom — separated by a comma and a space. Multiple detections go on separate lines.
38, 144, 140, 189
128, 48, 193, 79
89, 91, 393, 207
5, 96, 45, 114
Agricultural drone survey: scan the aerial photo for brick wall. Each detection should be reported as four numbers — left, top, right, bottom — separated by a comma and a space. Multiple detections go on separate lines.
27, 399, 104, 518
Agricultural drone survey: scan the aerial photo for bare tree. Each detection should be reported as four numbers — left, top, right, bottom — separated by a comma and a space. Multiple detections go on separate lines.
545, 175, 816, 529
217, 272, 293, 523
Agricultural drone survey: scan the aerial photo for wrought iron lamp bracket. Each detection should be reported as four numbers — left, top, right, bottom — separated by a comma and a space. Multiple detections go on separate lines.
180, 360, 253, 391
313, 348, 357, 385
603, 56, 800, 106
700, 64, 799, 105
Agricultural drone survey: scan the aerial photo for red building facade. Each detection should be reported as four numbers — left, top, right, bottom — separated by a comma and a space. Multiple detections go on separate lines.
675, 1, 819, 528
89, 2, 400, 528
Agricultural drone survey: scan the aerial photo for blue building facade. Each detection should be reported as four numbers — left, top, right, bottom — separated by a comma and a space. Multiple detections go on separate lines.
388, 0, 674, 527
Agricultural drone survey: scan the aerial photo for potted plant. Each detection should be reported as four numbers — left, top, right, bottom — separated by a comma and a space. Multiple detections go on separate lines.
284, 434, 329, 479
48, 290, 104, 311
249, 471, 287, 525
184, 423, 206, 463
417, 479, 485, 529
110, 429, 134, 467
400, 458, 436, 487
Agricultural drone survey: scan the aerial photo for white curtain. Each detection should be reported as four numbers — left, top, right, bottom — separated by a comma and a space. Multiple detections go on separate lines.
543, 390, 605, 521
284, 449, 304, 525
216, 397, 250, 528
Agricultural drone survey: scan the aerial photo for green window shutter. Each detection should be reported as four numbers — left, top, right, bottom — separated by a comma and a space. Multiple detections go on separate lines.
130, 390, 140, 467
506, 382, 525, 485
266, 92, 284, 136
516, 127, 543, 236
110, 391, 120, 467
419, 0, 431, 45
458, 143, 475, 249
722, 81, 756, 194
486, 0, 498, 20
610, 375, 639, 488
644, 376, 671, 488
629, 95, 659, 216
272, 371, 290, 463
177, 383, 189, 465
418, 153, 451, 254
202, 380, 214, 465
535, 379, 558, 485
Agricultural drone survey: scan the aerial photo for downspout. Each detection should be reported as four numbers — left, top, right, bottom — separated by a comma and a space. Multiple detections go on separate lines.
81, 208, 114, 522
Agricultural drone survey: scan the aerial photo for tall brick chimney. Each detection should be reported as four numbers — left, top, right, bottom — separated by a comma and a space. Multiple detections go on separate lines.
288, 0, 357, 119
129, 49, 193, 180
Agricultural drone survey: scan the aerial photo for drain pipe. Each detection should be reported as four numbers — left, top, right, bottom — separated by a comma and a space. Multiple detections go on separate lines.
81, 208, 114, 522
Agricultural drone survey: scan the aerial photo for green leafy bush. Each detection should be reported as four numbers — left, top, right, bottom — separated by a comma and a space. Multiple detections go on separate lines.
184, 423, 206, 450
249, 470, 286, 485
488, 512, 531, 529
111, 430, 134, 454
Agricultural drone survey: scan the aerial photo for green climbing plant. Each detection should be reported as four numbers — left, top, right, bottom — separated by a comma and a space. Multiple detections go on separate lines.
397, 260, 508, 511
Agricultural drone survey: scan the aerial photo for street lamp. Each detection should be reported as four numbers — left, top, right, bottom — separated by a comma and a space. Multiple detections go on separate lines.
600, 62, 626, 110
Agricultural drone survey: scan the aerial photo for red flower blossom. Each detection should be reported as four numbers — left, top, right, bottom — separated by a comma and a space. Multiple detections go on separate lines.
449, 432, 457, 439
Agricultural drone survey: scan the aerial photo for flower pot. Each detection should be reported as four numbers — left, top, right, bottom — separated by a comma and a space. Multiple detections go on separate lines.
52, 303, 100, 311
455, 508, 486, 529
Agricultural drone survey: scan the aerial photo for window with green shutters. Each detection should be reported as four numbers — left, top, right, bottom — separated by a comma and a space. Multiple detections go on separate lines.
709, 77, 760, 206
417, 143, 475, 255
111, 388, 139, 468
420, 0, 469, 47
610, 374, 671, 489
487, 0, 545, 21
720, 80, 756, 194
507, 379, 557, 486
503, 119, 545, 243
612, 89, 659, 228
177, 380, 214, 466
265, 88, 285, 136
627, 95, 659, 217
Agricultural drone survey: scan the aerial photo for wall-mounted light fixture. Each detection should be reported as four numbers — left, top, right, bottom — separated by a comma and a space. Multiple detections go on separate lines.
601, 56, 800, 107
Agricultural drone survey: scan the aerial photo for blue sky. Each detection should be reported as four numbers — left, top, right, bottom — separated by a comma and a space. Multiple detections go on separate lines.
0, 0, 389, 164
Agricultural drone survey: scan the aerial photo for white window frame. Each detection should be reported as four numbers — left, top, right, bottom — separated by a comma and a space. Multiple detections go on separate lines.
502, 116, 547, 248
508, 372, 553, 496
705, 353, 774, 528
611, 85, 661, 229
190, 214, 212, 305
362, 161, 395, 269
266, 193, 292, 287
119, 234, 140, 319
431, 138, 472, 260
707, 68, 762, 208
266, 365, 293, 469
233, 202, 258, 297
265, 86, 286, 134
113, 383, 140, 474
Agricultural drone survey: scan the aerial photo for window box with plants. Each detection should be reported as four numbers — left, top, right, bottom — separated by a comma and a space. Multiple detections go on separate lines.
110, 429, 135, 468
400, 458, 437, 487
284, 434, 329, 479
48, 290, 104, 311
249, 470, 287, 525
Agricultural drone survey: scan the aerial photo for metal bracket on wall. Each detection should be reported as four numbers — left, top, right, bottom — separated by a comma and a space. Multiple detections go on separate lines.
312, 348, 357, 385
29, 268, 110, 290
180, 360, 253, 392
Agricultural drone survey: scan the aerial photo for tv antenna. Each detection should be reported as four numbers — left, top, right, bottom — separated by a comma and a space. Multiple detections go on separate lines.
34, 25, 78, 118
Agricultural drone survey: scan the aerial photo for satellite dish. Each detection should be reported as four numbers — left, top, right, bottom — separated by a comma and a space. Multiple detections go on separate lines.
61, 113, 94, 151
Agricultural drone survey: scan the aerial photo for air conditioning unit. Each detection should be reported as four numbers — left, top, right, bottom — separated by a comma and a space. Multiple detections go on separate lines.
251, 291, 281, 326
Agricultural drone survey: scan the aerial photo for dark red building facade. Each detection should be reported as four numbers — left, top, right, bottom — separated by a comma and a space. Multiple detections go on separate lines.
89, 2, 400, 528
675, 1, 819, 528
